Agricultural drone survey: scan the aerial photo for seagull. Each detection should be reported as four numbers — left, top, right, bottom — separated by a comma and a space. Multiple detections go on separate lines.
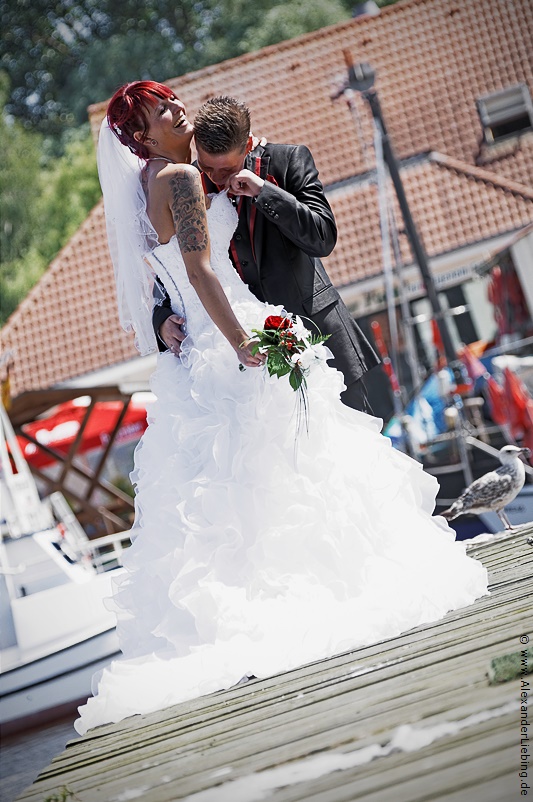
441, 445, 531, 530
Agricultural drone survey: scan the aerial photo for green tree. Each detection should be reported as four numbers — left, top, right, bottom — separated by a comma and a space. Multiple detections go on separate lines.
204, 0, 348, 62
239, 0, 348, 52
0, 248, 48, 326
1, 0, 106, 133
0, 75, 43, 263
1, 0, 362, 133
36, 127, 100, 265
0, 73, 100, 325
1, 0, 231, 132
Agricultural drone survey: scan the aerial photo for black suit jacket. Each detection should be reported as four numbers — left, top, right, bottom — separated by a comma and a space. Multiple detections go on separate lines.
153, 142, 379, 389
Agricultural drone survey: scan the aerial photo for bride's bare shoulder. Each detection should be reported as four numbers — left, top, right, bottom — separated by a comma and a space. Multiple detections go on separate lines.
161, 162, 200, 181
157, 162, 206, 201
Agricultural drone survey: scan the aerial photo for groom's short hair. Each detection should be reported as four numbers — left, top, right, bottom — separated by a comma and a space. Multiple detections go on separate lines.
194, 96, 250, 154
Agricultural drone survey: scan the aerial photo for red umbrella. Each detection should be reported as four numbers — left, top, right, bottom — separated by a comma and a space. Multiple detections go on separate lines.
18, 398, 150, 469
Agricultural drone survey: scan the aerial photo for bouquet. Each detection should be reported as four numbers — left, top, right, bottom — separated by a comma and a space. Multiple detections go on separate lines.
240, 313, 330, 432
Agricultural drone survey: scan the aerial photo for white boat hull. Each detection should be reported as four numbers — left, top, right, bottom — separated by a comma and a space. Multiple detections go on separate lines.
0, 626, 120, 732
1, 401, 129, 732
1, 549, 124, 732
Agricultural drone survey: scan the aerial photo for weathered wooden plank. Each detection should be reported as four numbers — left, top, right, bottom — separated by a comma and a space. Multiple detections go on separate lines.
269, 716, 517, 802
67, 697, 519, 802
23, 648, 524, 796
16, 528, 531, 802
277, 748, 516, 802
89, 692, 518, 802
27, 592, 524, 792
21, 666, 518, 801
322, 745, 516, 802
34, 615, 523, 786
65, 589, 531, 751
59, 580, 529, 764
19, 664, 516, 796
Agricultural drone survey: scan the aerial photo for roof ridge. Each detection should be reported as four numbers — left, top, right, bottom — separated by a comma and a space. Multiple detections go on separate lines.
429, 152, 533, 200
88, 0, 422, 118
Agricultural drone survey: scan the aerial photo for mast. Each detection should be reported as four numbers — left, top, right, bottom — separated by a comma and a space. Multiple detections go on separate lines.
336, 56, 467, 387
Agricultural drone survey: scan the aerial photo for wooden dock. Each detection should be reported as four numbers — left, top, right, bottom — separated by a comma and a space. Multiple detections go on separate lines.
16, 525, 533, 802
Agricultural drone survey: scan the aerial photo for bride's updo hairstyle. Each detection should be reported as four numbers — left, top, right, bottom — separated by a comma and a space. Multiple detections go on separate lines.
106, 81, 177, 160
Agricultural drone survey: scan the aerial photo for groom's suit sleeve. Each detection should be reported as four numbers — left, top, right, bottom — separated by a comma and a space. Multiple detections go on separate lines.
253, 145, 337, 257
152, 284, 173, 352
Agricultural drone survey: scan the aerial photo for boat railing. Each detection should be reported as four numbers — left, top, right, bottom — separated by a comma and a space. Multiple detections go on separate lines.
466, 434, 533, 476
79, 531, 131, 573
28, 489, 131, 572
421, 415, 533, 475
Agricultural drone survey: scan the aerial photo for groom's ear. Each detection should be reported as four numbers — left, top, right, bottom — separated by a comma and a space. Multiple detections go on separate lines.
245, 134, 254, 154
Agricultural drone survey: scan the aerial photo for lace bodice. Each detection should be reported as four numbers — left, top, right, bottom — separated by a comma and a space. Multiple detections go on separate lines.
147, 192, 252, 338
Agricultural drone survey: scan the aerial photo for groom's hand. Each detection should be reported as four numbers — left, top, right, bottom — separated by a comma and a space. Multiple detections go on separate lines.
159, 315, 186, 356
227, 169, 264, 199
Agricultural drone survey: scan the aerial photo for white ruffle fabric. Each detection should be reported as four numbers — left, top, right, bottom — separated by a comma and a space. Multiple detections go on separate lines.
75, 193, 488, 734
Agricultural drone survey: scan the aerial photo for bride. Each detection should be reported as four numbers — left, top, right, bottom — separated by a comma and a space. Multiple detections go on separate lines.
75, 82, 488, 735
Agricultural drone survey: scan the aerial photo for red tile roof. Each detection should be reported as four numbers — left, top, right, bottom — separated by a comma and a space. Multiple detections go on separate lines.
324, 152, 533, 288
88, 0, 533, 187
3, 0, 533, 397
1, 204, 137, 395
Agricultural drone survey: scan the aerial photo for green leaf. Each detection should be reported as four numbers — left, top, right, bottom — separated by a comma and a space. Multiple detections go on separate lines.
309, 333, 331, 345
267, 353, 291, 378
289, 369, 304, 391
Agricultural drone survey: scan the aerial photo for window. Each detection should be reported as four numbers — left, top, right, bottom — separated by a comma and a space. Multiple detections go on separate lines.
477, 84, 533, 143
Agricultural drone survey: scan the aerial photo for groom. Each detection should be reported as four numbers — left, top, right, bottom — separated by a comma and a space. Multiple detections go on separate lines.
153, 96, 379, 412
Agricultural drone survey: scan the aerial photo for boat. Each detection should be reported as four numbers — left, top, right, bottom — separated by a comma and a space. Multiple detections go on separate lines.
381, 349, 533, 538
0, 399, 130, 733
429, 433, 533, 537
361, 114, 533, 539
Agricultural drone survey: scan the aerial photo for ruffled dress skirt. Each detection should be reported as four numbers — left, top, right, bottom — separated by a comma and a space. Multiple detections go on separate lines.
75, 289, 488, 735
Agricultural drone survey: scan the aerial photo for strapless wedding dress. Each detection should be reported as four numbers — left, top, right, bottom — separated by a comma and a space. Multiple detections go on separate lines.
75, 192, 488, 734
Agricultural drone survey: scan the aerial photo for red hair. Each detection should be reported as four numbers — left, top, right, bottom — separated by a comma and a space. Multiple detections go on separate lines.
106, 81, 177, 160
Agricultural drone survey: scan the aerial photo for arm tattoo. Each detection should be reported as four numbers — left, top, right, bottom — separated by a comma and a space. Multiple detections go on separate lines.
169, 170, 208, 253
140, 166, 149, 197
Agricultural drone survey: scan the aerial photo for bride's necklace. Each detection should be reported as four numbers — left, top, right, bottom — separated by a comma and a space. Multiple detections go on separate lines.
147, 156, 175, 164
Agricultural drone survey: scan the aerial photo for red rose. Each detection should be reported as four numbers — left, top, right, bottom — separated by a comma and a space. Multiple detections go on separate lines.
264, 315, 292, 330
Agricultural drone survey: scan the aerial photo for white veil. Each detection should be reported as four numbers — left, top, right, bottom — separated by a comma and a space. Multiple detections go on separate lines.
97, 120, 161, 355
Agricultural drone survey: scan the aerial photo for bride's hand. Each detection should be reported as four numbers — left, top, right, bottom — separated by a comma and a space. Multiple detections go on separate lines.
236, 338, 265, 368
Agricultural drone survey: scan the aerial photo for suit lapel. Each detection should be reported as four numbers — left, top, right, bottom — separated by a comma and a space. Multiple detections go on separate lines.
245, 147, 270, 274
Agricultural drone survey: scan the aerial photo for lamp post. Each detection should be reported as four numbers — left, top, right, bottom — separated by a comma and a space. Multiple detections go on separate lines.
338, 56, 464, 380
